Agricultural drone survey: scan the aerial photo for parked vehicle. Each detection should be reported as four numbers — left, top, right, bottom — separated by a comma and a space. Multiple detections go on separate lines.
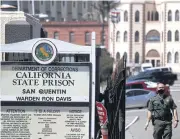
127, 70, 177, 86
126, 80, 170, 95
141, 63, 153, 72
126, 80, 157, 91
144, 67, 172, 72
126, 89, 156, 109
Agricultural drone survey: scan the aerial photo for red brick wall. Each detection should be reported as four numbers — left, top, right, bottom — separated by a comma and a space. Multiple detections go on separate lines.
42, 21, 109, 49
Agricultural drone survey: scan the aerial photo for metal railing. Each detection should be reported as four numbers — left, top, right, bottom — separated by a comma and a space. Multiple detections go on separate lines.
103, 55, 126, 139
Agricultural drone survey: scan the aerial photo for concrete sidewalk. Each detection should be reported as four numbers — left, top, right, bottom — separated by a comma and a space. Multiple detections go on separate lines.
125, 116, 139, 139
126, 130, 135, 139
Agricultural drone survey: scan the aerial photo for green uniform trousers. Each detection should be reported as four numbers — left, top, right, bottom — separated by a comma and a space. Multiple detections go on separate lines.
153, 120, 172, 139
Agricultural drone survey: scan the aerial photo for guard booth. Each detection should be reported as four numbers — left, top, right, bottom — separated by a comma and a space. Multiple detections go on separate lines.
0, 32, 96, 139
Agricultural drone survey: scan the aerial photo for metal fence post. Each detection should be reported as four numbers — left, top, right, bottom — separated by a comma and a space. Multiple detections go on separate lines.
102, 55, 126, 139
95, 47, 102, 138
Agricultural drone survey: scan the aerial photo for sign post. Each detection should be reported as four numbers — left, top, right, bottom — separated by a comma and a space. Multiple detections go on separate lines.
1, 33, 96, 139
96, 101, 108, 139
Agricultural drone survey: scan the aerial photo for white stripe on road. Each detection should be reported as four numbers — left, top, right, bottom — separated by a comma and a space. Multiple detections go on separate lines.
125, 116, 139, 130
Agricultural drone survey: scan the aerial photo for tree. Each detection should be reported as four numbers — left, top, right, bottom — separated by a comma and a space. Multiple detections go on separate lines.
100, 49, 114, 83
92, 1, 120, 81
92, 1, 121, 22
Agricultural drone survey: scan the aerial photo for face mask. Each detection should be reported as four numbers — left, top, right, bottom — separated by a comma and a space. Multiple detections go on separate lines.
158, 89, 164, 94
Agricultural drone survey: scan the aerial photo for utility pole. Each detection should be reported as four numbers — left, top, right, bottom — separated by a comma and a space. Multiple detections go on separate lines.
101, 1, 105, 46
17, 0, 20, 11
32, 0, 35, 15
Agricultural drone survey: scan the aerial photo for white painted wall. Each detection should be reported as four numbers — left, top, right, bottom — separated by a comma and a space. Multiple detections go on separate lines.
132, 4, 144, 63
109, 0, 180, 72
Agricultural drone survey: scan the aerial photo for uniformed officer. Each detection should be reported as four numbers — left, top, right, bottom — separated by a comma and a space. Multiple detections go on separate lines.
145, 83, 179, 139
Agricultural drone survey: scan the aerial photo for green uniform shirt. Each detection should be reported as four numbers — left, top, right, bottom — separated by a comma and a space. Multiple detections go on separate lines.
148, 94, 177, 120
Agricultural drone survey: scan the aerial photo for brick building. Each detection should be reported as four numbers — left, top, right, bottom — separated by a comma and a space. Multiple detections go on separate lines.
42, 21, 109, 49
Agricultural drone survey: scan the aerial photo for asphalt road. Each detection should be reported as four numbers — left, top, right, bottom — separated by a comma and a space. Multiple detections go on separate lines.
125, 90, 180, 139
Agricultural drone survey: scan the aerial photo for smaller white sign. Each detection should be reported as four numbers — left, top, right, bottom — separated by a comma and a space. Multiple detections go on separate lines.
1, 106, 89, 139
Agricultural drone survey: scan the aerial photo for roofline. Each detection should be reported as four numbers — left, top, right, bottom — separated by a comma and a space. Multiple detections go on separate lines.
120, 0, 180, 4
41, 21, 108, 27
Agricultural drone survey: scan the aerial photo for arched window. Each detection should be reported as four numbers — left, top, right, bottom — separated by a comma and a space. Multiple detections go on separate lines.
116, 31, 120, 42
54, 32, 59, 39
167, 31, 172, 41
135, 31, 139, 42
167, 52, 172, 63
85, 32, 90, 44
168, 10, 172, 21
175, 52, 179, 63
124, 11, 128, 22
175, 10, 179, 21
147, 11, 151, 21
124, 31, 128, 42
175, 30, 179, 41
146, 30, 160, 42
146, 49, 160, 57
135, 52, 139, 63
151, 12, 154, 21
124, 52, 127, 60
155, 11, 159, 21
116, 52, 120, 61
135, 10, 140, 22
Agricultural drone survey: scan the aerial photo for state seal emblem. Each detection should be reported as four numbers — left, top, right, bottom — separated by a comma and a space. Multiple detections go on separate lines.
32, 40, 57, 64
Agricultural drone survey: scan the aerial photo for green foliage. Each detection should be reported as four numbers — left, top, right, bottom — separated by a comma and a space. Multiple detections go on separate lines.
100, 49, 114, 83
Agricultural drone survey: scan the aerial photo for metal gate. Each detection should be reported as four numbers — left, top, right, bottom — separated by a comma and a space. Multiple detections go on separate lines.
104, 55, 126, 139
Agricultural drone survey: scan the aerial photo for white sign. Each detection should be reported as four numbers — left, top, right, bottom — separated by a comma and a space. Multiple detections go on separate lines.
1, 65, 90, 102
1, 106, 89, 139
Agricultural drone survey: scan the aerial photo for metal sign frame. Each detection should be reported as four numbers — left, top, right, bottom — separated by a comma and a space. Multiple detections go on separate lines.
0, 32, 96, 139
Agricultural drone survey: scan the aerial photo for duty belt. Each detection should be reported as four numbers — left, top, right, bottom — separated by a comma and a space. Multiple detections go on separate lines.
154, 117, 171, 121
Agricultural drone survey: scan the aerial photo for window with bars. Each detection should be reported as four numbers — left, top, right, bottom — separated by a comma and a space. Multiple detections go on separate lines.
69, 32, 75, 43
167, 31, 172, 41
135, 10, 140, 22
168, 10, 172, 21
135, 31, 139, 42
175, 10, 180, 21
155, 12, 159, 21
175, 52, 179, 63
147, 11, 150, 21
124, 31, 128, 42
124, 11, 128, 22
85, 32, 90, 44
54, 32, 59, 39
135, 52, 139, 63
175, 30, 179, 41
116, 31, 120, 42
167, 52, 172, 63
